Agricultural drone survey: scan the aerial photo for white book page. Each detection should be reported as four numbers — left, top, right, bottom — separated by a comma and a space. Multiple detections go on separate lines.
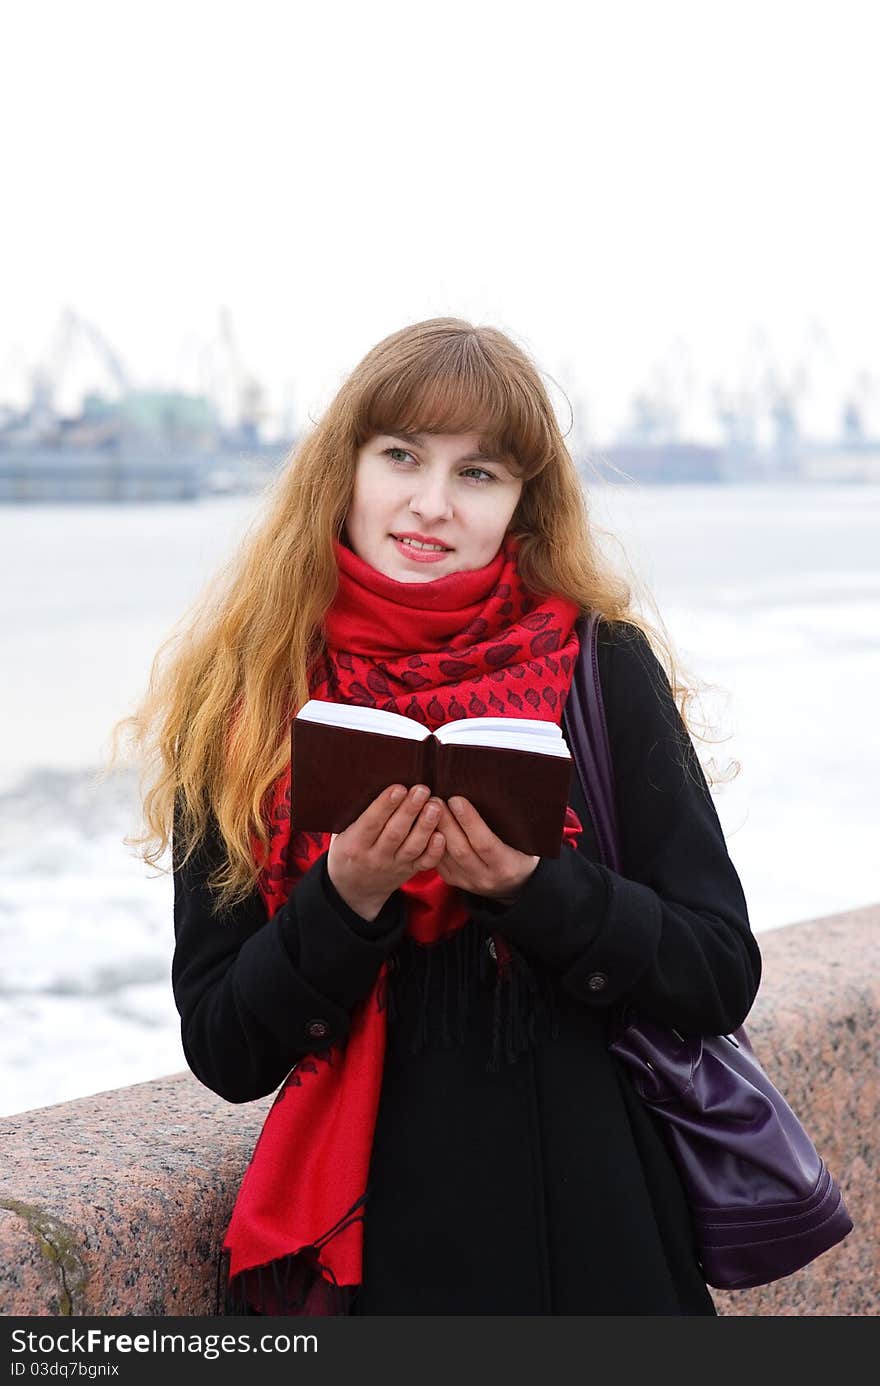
437, 716, 562, 740
435, 716, 569, 758
295, 699, 429, 740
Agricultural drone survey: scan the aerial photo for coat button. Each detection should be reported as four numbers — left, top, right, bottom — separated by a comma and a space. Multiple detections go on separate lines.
306, 1019, 330, 1039
585, 971, 608, 993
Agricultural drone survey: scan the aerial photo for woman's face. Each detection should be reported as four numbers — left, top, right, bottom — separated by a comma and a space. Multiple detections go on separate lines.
345, 430, 524, 582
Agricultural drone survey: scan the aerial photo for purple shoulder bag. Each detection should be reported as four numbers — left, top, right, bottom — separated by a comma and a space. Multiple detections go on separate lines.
561, 611, 853, 1290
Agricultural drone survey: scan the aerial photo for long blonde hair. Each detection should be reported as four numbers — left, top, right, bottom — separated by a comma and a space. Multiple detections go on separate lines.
106, 316, 734, 911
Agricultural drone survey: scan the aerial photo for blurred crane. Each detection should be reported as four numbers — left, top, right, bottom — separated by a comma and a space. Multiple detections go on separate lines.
29, 307, 131, 428
621, 337, 697, 446
841, 368, 879, 443
204, 306, 268, 442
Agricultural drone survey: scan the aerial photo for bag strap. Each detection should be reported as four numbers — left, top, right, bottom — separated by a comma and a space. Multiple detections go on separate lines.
564, 611, 623, 873
567, 615, 752, 1048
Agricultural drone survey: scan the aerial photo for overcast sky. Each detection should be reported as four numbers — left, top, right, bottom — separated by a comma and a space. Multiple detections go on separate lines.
2, 0, 878, 443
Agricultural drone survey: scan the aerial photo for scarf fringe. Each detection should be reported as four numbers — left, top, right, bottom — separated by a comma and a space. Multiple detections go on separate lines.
223, 1252, 358, 1316
487, 938, 561, 1072
384, 921, 560, 1071
221, 1191, 368, 1316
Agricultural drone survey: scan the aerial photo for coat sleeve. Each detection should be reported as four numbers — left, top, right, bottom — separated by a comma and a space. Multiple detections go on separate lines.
171, 804, 408, 1103
465, 623, 762, 1036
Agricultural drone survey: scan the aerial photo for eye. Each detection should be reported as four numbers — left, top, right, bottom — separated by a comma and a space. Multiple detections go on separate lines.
383, 448, 496, 484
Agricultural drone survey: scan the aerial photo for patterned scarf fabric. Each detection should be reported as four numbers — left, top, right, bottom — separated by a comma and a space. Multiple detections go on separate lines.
222, 532, 583, 1315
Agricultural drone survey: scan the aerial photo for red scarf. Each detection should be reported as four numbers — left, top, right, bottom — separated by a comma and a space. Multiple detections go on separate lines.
222, 532, 583, 1314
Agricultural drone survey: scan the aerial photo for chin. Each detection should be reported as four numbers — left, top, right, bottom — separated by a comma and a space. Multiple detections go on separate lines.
389, 559, 454, 581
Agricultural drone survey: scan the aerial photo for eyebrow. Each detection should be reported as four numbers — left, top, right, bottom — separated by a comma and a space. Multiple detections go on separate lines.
382, 431, 510, 469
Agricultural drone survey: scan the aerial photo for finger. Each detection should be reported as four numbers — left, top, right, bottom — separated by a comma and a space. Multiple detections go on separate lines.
377, 784, 433, 851
411, 829, 445, 871
447, 797, 498, 865
396, 797, 443, 861
433, 801, 484, 870
351, 783, 410, 846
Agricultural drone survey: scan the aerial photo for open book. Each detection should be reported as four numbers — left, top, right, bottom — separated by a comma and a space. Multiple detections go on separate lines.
290, 700, 573, 858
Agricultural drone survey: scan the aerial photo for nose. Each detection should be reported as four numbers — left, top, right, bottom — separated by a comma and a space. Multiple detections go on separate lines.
409, 473, 453, 524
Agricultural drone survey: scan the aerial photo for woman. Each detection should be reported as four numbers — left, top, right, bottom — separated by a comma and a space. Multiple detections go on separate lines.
119, 317, 761, 1315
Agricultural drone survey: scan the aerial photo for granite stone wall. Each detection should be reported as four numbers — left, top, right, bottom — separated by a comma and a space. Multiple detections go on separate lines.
1, 904, 876, 1317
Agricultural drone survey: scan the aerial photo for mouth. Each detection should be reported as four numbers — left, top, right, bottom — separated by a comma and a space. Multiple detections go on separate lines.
390, 534, 454, 563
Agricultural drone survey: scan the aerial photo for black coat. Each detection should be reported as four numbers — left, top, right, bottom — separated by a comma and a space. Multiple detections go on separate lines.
171, 621, 762, 1315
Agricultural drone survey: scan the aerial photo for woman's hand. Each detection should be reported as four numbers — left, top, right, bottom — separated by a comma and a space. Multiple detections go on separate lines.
432, 797, 540, 902
327, 783, 446, 921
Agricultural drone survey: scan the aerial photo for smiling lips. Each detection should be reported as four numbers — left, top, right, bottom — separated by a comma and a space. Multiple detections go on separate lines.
390, 533, 453, 563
